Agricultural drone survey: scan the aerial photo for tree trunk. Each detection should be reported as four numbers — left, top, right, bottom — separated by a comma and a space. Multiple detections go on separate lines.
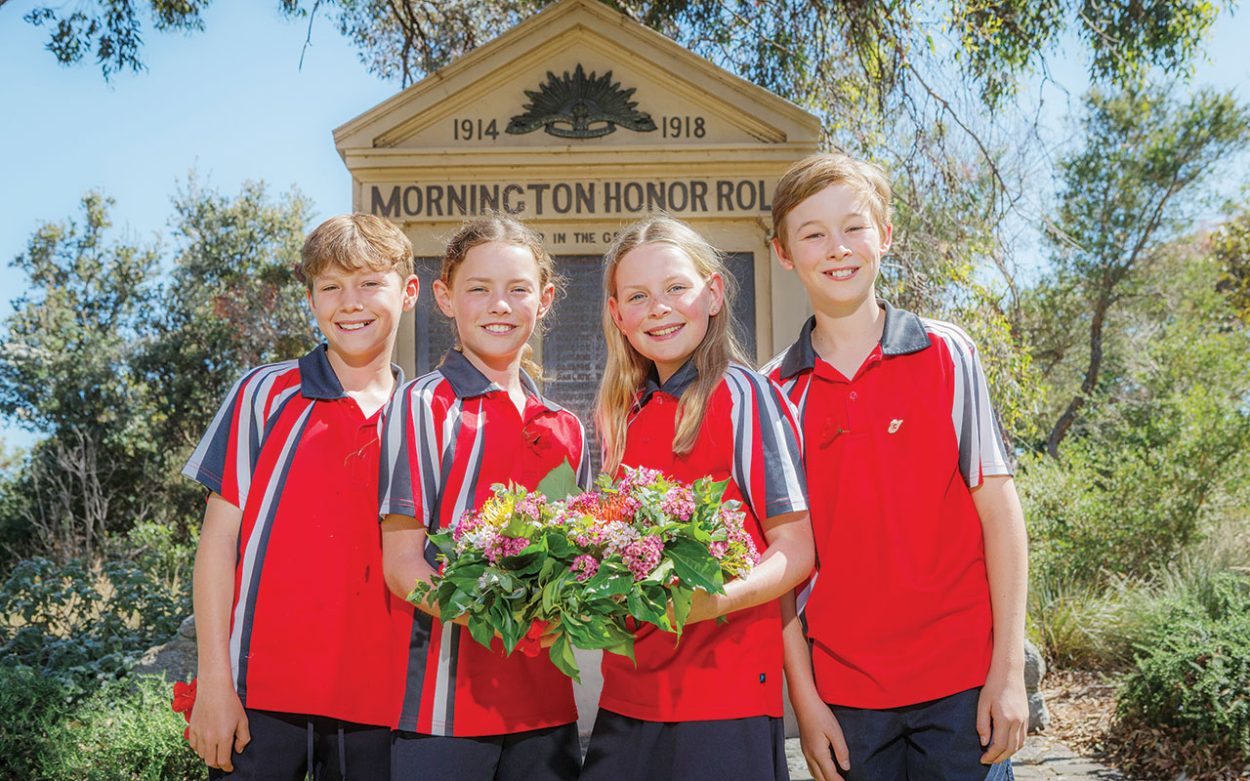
1046, 291, 1110, 457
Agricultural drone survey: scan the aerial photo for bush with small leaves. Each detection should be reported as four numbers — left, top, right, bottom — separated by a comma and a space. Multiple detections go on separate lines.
0, 554, 189, 692
0, 665, 69, 779
39, 674, 202, 781
1116, 572, 1250, 764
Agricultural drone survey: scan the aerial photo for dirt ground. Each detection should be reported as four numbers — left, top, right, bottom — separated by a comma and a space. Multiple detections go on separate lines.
1040, 670, 1250, 781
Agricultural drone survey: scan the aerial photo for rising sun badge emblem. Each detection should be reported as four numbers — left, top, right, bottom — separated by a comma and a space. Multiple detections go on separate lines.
507, 64, 657, 139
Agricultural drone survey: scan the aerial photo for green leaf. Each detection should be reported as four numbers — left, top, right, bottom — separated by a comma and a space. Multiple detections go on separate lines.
690, 521, 712, 544
439, 588, 476, 621
503, 512, 535, 539
561, 615, 635, 663
538, 556, 559, 581
638, 504, 666, 527
669, 584, 693, 638
542, 573, 568, 613
467, 614, 496, 650
667, 537, 725, 593
628, 583, 670, 630
544, 530, 576, 559
548, 632, 581, 681
427, 530, 457, 559
605, 635, 635, 663
500, 548, 545, 577
644, 558, 675, 584
695, 477, 729, 506
537, 458, 581, 500
582, 570, 633, 600
492, 600, 523, 654
445, 562, 486, 589
406, 581, 432, 605
434, 579, 463, 609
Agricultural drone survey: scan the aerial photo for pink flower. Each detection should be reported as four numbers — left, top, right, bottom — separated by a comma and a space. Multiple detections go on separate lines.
452, 510, 480, 542
622, 535, 664, 580
708, 540, 729, 559
517, 492, 547, 521
618, 466, 665, 494
660, 486, 695, 520
571, 554, 599, 581
484, 535, 530, 564
730, 528, 761, 565
565, 492, 602, 513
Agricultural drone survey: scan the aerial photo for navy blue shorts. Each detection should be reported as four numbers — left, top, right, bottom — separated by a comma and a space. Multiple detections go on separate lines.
828, 688, 1014, 781
391, 722, 580, 781
579, 710, 789, 781
206, 708, 389, 781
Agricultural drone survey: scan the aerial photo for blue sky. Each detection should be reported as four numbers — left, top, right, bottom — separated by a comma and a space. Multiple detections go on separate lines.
0, 0, 395, 449
1, 1, 1247, 450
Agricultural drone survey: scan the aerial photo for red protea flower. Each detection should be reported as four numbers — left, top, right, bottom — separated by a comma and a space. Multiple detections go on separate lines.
172, 679, 197, 741
595, 494, 634, 524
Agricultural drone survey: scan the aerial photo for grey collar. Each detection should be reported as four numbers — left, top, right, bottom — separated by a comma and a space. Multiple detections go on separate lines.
774, 301, 930, 379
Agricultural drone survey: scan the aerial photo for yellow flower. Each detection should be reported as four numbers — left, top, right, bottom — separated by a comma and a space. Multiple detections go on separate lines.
479, 493, 517, 528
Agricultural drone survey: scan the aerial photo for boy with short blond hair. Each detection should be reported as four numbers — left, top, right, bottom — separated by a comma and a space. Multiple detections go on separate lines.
184, 213, 419, 779
764, 153, 1029, 781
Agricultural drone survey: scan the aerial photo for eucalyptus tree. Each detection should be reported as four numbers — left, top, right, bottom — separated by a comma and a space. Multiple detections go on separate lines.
0, 182, 314, 561
0, 194, 160, 559
1036, 86, 1250, 456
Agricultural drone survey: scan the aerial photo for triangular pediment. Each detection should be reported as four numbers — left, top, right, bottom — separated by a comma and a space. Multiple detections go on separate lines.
334, 0, 819, 158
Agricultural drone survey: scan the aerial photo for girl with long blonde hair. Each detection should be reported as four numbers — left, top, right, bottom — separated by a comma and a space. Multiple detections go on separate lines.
582, 215, 815, 781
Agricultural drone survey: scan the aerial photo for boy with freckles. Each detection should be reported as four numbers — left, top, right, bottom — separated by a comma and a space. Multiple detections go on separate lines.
764, 153, 1029, 781
183, 213, 419, 779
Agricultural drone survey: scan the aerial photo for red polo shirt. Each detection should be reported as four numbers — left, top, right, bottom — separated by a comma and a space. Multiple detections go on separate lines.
765, 303, 1013, 709
182, 344, 408, 727
378, 349, 592, 737
597, 361, 808, 722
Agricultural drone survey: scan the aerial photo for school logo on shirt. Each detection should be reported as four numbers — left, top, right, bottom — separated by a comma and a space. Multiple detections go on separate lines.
888, 419, 904, 434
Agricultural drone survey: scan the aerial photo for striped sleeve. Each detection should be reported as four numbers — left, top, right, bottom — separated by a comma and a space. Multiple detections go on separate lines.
765, 364, 812, 442
925, 320, 1014, 487
572, 415, 594, 491
379, 373, 447, 527
725, 365, 808, 521
181, 361, 297, 510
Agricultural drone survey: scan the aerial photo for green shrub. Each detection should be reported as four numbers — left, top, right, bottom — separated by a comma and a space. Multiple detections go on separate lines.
1028, 517, 1250, 669
118, 520, 197, 597
1116, 572, 1250, 761
0, 555, 189, 692
0, 665, 70, 779
1021, 433, 1245, 590
40, 674, 202, 781
1027, 569, 1152, 668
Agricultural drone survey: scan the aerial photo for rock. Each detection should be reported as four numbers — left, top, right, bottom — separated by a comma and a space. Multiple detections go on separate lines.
1027, 690, 1051, 733
1024, 639, 1050, 733
133, 614, 197, 682
1024, 639, 1046, 688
